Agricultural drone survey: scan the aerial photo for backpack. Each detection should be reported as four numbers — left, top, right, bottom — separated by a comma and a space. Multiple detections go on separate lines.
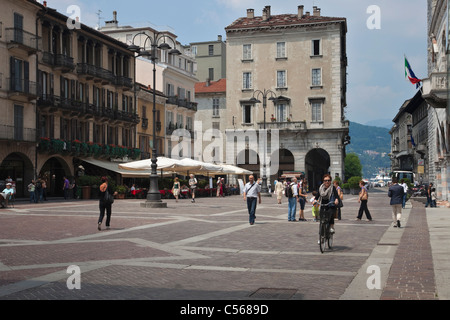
104, 188, 114, 204
285, 183, 294, 198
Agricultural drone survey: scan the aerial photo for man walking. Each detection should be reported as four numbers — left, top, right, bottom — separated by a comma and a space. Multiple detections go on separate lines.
287, 178, 298, 221
243, 175, 261, 225
388, 177, 405, 228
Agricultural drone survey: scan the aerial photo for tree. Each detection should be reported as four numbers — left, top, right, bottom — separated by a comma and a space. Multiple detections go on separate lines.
345, 153, 363, 181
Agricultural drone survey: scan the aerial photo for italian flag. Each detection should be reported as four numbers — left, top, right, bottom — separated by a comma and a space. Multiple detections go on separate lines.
404, 57, 421, 85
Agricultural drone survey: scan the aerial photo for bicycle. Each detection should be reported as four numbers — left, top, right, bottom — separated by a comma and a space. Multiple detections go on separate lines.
318, 206, 334, 253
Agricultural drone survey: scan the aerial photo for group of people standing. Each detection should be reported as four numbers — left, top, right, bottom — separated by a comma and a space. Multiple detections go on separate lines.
27, 178, 48, 203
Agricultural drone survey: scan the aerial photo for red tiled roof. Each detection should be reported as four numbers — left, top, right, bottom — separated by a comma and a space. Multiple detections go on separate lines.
195, 79, 226, 94
226, 14, 346, 31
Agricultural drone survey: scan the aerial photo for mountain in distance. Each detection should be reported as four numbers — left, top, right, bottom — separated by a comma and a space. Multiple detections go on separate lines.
346, 121, 391, 179
363, 118, 393, 129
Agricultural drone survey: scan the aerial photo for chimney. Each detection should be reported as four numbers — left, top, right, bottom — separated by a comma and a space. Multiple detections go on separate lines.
113, 10, 117, 22
206, 78, 210, 87
218, 35, 222, 42
298, 5, 304, 18
262, 5, 271, 21
247, 9, 254, 19
305, 11, 310, 17
313, 6, 321, 16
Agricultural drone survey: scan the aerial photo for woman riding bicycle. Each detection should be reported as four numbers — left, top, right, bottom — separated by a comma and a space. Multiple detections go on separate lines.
318, 174, 339, 234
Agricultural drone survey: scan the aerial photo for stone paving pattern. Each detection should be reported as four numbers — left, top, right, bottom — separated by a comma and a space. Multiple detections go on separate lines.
0, 189, 445, 304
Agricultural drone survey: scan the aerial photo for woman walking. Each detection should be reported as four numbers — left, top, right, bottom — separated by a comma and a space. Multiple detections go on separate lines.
172, 177, 181, 202
97, 177, 117, 231
356, 180, 372, 221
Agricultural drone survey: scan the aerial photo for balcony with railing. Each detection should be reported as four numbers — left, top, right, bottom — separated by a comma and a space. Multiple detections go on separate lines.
77, 63, 132, 88
258, 120, 306, 131
5, 28, 41, 55
6, 78, 37, 102
37, 137, 141, 160
166, 96, 198, 111
422, 72, 448, 108
0, 125, 36, 142
37, 94, 139, 124
42, 52, 75, 73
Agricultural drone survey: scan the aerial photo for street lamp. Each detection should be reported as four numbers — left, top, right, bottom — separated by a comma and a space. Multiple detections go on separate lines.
128, 31, 181, 208
250, 88, 278, 197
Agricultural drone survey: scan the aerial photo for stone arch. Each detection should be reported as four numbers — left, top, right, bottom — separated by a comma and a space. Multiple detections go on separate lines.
305, 148, 330, 191
269, 148, 295, 181
236, 149, 260, 178
0, 152, 34, 197
39, 156, 72, 197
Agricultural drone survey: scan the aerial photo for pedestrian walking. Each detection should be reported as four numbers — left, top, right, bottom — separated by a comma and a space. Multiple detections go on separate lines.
388, 176, 404, 228
431, 188, 437, 207
298, 177, 307, 221
243, 175, 261, 225
189, 174, 197, 203
356, 180, 372, 221
27, 180, 36, 203
275, 179, 284, 204
172, 178, 181, 202
425, 183, 433, 207
287, 178, 298, 221
63, 176, 70, 200
400, 179, 408, 208
310, 190, 320, 221
41, 177, 47, 201
97, 176, 117, 231
333, 179, 343, 220
35, 178, 43, 203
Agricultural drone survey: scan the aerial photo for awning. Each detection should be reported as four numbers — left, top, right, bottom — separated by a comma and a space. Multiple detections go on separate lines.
81, 158, 166, 178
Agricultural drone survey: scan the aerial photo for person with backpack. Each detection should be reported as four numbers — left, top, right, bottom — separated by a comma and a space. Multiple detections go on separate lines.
287, 178, 298, 221
97, 176, 117, 231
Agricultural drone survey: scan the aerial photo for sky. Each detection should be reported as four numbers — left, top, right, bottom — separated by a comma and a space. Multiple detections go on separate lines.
40, 0, 428, 127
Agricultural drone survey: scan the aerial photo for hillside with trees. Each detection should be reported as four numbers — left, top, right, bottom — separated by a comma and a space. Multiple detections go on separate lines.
345, 121, 391, 179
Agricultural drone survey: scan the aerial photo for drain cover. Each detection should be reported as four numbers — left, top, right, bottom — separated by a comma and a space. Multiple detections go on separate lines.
249, 288, 297, 299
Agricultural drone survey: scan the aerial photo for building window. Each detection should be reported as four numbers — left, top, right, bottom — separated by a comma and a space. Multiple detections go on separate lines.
14, 105, 24, 140
212, 98, 220, 117
276, 104, 288, 122
277, 70, 287, 88
277, 42, 286, 58
311, 100, 323, 122
209, 45, 214, 56
243, 104, 252, 124
312, 39, 321, 56
312, 68, 322, 86
243, 72, 252, 89
243, 44, 252, 60
209, 68, 214, 81
191, 46, 197, 56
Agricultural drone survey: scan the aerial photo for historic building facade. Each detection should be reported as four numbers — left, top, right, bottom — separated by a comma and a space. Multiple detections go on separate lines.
224, 5, 349, 189
1, 0, 139, 197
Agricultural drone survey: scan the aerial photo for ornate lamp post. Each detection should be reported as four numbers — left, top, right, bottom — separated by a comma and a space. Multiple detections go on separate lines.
128, 31, 181, 208
250, 89, 278, 197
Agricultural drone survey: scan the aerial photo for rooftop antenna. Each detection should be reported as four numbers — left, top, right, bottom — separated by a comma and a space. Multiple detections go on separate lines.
96, 10, 103, 30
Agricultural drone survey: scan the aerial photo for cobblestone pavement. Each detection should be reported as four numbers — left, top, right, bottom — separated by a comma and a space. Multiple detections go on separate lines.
0, 189, 445, 307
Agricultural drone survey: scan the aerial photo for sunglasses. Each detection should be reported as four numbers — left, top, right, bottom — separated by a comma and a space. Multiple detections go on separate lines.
324, 179, 331, 182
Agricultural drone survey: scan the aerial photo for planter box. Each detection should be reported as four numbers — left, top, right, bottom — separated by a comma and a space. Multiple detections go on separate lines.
82, 186, 91, 199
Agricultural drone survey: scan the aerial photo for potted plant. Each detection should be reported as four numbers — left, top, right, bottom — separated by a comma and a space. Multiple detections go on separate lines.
78, 175, 95, 200
115, 185, 128, 199
270, 114, 276, 122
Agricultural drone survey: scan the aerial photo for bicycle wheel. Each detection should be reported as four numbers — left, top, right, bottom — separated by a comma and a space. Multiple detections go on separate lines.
319, 222, 327, 253
328, 231, 333, 249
